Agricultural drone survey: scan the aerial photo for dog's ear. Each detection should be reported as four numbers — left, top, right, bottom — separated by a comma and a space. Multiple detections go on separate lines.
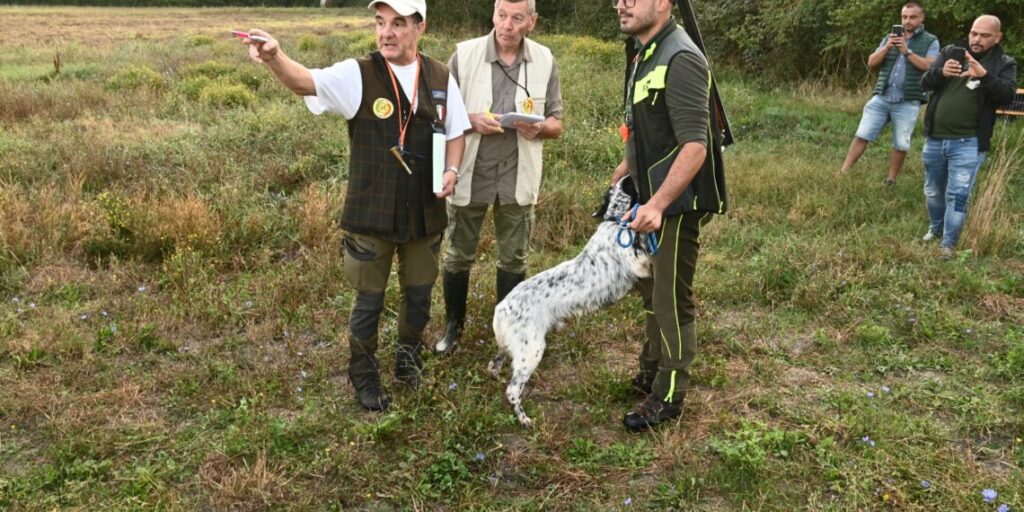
591, 187, 612, 219
621, 177, 638, 203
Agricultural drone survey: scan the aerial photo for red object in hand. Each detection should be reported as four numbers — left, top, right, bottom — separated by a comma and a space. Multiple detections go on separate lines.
232, 31, 269, 43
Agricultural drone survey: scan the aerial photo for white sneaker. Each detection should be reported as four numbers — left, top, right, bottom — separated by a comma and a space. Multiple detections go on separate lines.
922, 231, 940, 242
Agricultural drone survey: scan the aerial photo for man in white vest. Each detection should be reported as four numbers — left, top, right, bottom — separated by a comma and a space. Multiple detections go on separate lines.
435, 0, 564, 353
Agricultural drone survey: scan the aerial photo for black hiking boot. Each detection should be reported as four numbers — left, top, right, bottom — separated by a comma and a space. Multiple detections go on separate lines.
623, 395, 682, 433
435, 270, 470, 354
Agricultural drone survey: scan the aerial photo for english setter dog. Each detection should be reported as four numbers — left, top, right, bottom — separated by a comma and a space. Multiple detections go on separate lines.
489, 178, 654, 427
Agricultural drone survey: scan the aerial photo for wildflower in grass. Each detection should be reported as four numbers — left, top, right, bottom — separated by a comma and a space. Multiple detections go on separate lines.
866, 391, 875, 398
964, 328, 973, 335
297, 351, 304, 357
474, 452, 485, 462
12, 297, 20, 303
921, 480, 931, 489
16, 308, 23, 314
296, 386, 303, 393
478, 339, 486, 345
624, 497, 633, 506
997, 504, 1010, 512
881, 385, 890, 393
244, 301, 253, 309
449, 382, 458, 391
29, 302, 36, 308
300, 370, 309, 379
982, 489, 998, 502
137, 286, 146, 292
908, 316, 918, 325
861, 435, 876, 447
101, 310, 108, 317
80, 314, 88, 321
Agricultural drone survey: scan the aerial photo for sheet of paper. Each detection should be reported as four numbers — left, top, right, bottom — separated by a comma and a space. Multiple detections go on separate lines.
498, 112, 545, 129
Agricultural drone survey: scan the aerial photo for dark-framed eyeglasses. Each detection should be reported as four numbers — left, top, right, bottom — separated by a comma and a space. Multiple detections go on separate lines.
612, 0, 637, 8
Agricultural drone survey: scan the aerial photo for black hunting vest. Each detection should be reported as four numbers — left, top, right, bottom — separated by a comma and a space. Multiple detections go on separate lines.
344, 52, 450, 242
625, 21, 727, 217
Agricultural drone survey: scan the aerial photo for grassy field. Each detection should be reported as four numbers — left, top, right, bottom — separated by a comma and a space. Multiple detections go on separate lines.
2, 6, 1024, 510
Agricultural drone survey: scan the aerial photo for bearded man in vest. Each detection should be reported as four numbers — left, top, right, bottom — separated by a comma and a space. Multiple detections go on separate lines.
434, 0, 564, 354
242, 0, 471, 411
920, 15, 1016, 259
839, 1, 939, 185
611, 0, 728, 432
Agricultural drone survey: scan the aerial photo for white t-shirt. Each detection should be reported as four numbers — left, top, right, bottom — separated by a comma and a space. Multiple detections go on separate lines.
305, 58, 471, 141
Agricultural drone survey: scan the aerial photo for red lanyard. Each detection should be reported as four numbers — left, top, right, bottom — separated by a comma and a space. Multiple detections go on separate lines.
384, 56, 421, 150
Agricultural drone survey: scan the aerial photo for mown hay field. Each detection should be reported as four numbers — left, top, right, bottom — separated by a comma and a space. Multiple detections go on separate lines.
1, 6, 1023, 510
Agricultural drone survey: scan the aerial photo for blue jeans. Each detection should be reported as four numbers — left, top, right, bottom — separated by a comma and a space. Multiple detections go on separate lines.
855, 95, 921, 151
922, 137, 986, 249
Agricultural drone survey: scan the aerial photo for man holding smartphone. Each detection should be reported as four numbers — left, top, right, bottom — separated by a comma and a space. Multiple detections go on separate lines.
920, 15, 1017, 258
240, 0, 471, 412
839, 1, 939, 185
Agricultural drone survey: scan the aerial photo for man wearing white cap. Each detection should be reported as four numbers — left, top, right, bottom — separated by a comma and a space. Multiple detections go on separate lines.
240, 0, 471, 412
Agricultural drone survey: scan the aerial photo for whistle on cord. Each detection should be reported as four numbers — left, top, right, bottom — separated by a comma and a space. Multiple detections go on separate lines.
390, 146, 413, 175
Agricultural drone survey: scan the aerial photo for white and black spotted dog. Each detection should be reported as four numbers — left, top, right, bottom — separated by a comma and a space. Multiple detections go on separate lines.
489, 178, 654, 427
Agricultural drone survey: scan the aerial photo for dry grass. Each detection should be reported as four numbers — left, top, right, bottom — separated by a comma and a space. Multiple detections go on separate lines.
963, 125, 1024, 256
199, 450, 293, 510
0, 178, 104, 263
0, 6, 370, 49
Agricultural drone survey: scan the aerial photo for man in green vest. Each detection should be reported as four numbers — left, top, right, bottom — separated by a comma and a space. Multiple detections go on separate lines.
838, 1, 939, 185
240, 0, 471, 411
611, 0, 728, 432
920, 15, 1017, 258
435, 0, 564, 354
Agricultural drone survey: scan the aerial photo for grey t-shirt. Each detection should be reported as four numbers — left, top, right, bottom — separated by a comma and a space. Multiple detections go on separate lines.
450, 35, 564, 205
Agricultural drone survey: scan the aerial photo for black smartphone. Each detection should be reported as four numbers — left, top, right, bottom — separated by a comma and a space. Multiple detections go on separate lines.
892, 25, 904, 37
950, 46, 968, 72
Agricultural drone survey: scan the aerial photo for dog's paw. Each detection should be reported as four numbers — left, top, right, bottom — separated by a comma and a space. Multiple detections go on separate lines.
518, 414, 534, 428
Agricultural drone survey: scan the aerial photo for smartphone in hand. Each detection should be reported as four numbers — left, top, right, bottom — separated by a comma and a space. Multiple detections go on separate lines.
950, 46, 968, 73
891, 25, 904, 37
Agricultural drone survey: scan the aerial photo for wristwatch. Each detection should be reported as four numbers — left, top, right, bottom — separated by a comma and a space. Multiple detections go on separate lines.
444, 165, 460, 183
906, 48, 914, 56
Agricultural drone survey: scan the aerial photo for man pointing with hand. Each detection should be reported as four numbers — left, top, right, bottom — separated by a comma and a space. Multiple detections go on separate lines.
240, 0, 471, 412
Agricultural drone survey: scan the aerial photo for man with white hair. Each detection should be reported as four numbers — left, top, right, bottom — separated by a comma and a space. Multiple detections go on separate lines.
435, 0, 564, 354
919, 14, 1016, 258
240, 0, 471, 411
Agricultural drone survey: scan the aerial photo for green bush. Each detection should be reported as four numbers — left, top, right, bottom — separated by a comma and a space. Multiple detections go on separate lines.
853, 321, 893, 347
199, 82, 257, 109
176, 75, 212, 100
105, 66, 164, 91
297, 33, 323, 51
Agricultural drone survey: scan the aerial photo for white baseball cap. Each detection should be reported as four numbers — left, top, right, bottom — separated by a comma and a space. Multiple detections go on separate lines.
367, 0, 427, 21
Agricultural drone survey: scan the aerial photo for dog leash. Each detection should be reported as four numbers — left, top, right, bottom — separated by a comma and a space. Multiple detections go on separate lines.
615, 205, 659, 256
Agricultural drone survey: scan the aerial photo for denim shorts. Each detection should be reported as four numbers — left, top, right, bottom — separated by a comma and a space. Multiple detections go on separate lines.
855, 95, 922, 152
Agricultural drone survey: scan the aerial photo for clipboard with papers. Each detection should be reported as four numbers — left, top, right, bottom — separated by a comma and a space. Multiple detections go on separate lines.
499, 112, 545, 128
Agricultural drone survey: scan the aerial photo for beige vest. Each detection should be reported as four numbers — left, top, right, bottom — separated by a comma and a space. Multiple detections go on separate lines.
453, 34, 554, 206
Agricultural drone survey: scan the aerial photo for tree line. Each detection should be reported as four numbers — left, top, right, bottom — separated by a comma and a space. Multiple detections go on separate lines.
7, 0, 1020, 85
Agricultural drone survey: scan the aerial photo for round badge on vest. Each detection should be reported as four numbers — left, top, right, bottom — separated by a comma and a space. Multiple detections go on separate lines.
521, 97, 535, 114
373, 98, 395, 119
